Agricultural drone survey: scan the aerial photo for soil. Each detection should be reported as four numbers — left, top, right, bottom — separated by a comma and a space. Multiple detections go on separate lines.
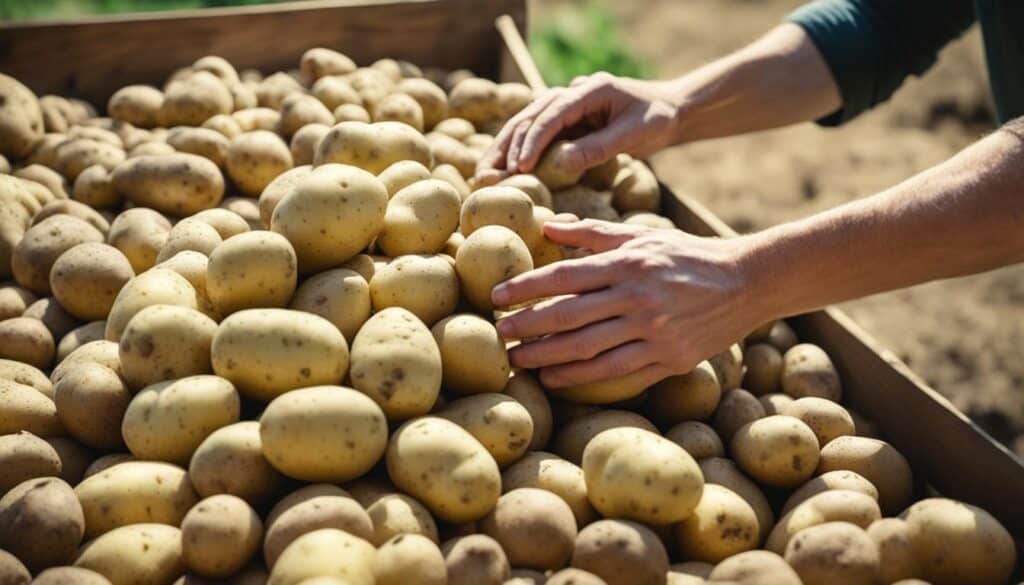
530, 0, 1024, 456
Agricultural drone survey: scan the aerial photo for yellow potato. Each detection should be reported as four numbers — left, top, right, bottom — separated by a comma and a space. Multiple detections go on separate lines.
75, 461, 198, 539
207, 231, 298, 315
314, 121, 431, 174
348, 479, 439, 546
0, 476, 82, 571
300, 48, 357, 80
54, 138, 126, 182
154, 218, 222, 263
218, 196, 262, 230
534, 141, 584, 190
646, 360, 721, 424
765, 489, 882, 554
742, 343, 783, 395
74, 524, 184, 585
866, 518, 920, 584
551, 408, 657, 464
781, 469, 879, 515
267, 528, 374, 585
781, 396, 855, 446
817, 435, 913, 514
107, 208, 173, 273
0, 431, 62, 494
432, 162, 471, 200
21, 297, 76, 349
377, 160, 431, 197
610, 159, 660, 213
277, 94, 334, 139
426, 132, 476, 178
664, 421, 725, 460
111, 153, 225, 216
433, 118, 475, 141
311, 76, 361, 111
289, 268, 369, 342
118, 305, 217, 390
480, 488, 576, 571
51, 339, 121, 384
0, 317, 55, 370
373, 533, 446, 585
258, 165, 312, 228
431, 313, 510, 394
369, 254, 458, 325
154, 251, 212, 310
0, 73, 44, 158
707, 550, 803, 585
289, 123, 330, 166
498, 174, 554, 209
571, 519, 668, 585
623, 211, 676, 229
192, 56, 239, 84
712, 388, 766, 442
105, 268, 199, 342
447, 78, 501, 126
501, 451, 597, 527
442, 534, 510, 585
459, 186, 540, 247
49, 243, 133, 321
781, 343, 842, 401
0, 284, 36, 321
439, 393, 533, 468
731, 415, 820, 488
455, 225, 533, 311
15, 163, 70, 199
377, 180, 461, 256
13, 215, 105, 294
709, 343, 744, 391
181, 495, 263, 579
0, 358, 51, 397
758, 392, 795, 415
674, 484, 759, 563
54, 361, 130, 449
191, 208, 250, 239
373, 92, 424, 131
227, 131, 293, 197
396, 78, 448, 129
497, 82, 533, 119
45, 435, 93, 485
333, 103, 371, 124
167, 127, 230, 168
32, 567, 112, 585
263, 484, 373, 568
783, 522, 880, 585
161, 71, 233, 126
503, 370, 553, 450
189, 421, 285, 506
233, 106, 282, 132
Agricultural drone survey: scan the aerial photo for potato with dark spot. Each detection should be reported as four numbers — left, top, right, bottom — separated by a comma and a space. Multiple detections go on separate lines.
377, 180, 461, 257
373, 533, 446, 585
72, 165, 120, 209
781, 343, 842, 402
571, 519, 668, 585
74, 523, 184, 585
480, 487, 576, 570
699, 457, 774, 541
370, 255, 459, 325
54, 362, 130, 449
314, 121, 431, 174
289, 268, 369, 342
105, 269, 199, 342
440, 394, 533, 468
55, 138, 126, 181
817, 435, 913, 514
665, 421, 725, 460
263, 484, 372, 568
0, 477, 84, 571
13, 215, 104, 294
111, 153, 225, 217
732, 415, 819, 488
0, 318, 54, 370
207, 231, 297, 315
107, 208, 173, 273
783, 522, 880, 585
0, 432, 62, 494
226, 131, 293, 197
189, 421, 284, 506
904, 498, 1015, 585
765, 489, 881, 554
647, 360, 721, 425
50, 243, 133, 321
181, 495, 263, 578
161, 71, 233, 126
781, 470, 879, 515
443, 534, 510, 585
674, 484, 759, 563
75, 461, 198, 539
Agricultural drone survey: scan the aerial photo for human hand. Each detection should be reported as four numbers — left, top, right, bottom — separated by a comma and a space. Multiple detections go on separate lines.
475, 73, 685, 184
493, 219, 768, 389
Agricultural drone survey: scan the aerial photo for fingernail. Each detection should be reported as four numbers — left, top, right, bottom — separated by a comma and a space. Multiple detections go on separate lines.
492, 284, 509, 306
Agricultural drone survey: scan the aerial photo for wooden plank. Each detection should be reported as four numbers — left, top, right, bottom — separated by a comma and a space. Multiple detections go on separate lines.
495, 14, 546, 91
0, 0, 526, 106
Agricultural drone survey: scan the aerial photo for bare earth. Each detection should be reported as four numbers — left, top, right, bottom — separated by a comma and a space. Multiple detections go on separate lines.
530, 0, 1024, 455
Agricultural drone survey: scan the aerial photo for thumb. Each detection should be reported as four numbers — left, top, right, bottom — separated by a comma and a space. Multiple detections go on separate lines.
560, 117, 635, 173
543, 219, 646, 252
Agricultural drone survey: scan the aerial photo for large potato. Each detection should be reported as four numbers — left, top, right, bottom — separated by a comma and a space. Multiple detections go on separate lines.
112, 154, 224, 216
289, 268, 369, 342
314, 121, 431, 174
765, 489, 882, 554
455, 225, 532, 311
211, 309, 348, 401
440, 393, 533, 468
13, 215, 104, 294
373, 533, 446, 585
349, 307, 442, 421
74, 523, 184, 585
783, 522, 880, 585
263, 484, 373, 568
54, 362, 130, 449
442, 534, 510, 585
377, 179, 461, 256
571, 520, 668, 585
646, 360, 721, 424
781, 469, 879, 515
118, 305, 217, 389
0, 74, 43, 158
207, 231, 298, 315
501, 451, 597, 526
386, 416, 501, 523
75, 461, 198, 539
181, 495, 262, 579
731, 415, 820, 488
369, 254, 459, 325
674, 484, 759, 563
108, 85, 164, 128
271, 164, 387, 272
817, 435, 913, 514
0, 317, 54, 370
0, 431, 62, 494
552, 409, 657, 464
0, 477, 84, 571
267, 528, 374, 585
106, 208, 172, 273
348, 480, 439, 546
260, 385, 387, 482
189, 421, 284, 506
504, 369, 553, 450
50, 243, 133, 321
226, 131, 293, 197
480, 488, 576, 570
431, 313, 510, 394
105, 268, 199, 341
781, 343, 842, 401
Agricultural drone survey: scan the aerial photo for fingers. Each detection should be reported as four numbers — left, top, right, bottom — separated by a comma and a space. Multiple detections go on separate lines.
496, 288, 629, 340
491, 254, 622, 307
508, 317, 641, 369
538, 341, 666, 388
560, 112, 639, 173
475, 88, 559, 181
506, 90, 562, 173
543, 219, 648, 251
516, 90, 594, 172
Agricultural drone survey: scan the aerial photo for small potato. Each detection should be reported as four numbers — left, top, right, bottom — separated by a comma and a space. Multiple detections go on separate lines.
227, 131, 293, 197
480, 488, 576, 570
203, 113, 243, 139
0, 477, 84, 572
759, 392, 795, 415
289, 268, 369, 342
258, 165, 312, 228
534, 141, 584, 190
211, 309, 348, 401
386, 416, 501, 523
189, 421, 285, 506
312, 76, 361, 110
233, 107, 282, 132
498, 174, 553, 209
0, 359, 51, 398
13, 215, 105, 294
111, 153, 225, 216
610, 159, 660, 213
426, 132, 476, 178
784, 522, 880, 585
349, 307, 442, 420
501, 451, 596, 526
192, 56, 239, 84
300, 48, 357, 80
267, 528, 374, 585
448, 78, 501, 126
674, 484, 759, 563
156, 251, 211, 303
277, 94, 333, 139
781, 397, 855, 446
0, 73, 44, 159
218, 197, 262, 230
289, 123, 330, 166
373, 92, 424, 131
74, 523, 184, 585
781, 470, 879, 515
50, 243, 134, 321
731, 415, 820, 488
708, 550, 803, 585
431, 313, 510, 394
712, 388, 766, 442
765, 489, 881, 554
699, 457, 776, 541
314, 121, 431, 174
455, 225, 532, 311
161, 71, 233, 126
504, 369, 553, 450
129, 140, 175, 158
333, 103, 371, 123
54, 138, 126, 182
107, 208, 173, 273
0, 285, 35, 321
207, 231, 298, 315
260, 386, 387, 482
181, 495, 262, 578
743, 343, 783, 395
433, 118, 475, 141
497, 82, 533, 119
263, 485, 373, 568
32, 567, 113, 585
551, 409, 657, 464
191, 208, 250, 239
440, 393, 533, 468
377, 180, 461, 257
646, 360, 721, 425
397, 78, 448, 129
54, 362, 130, 448
709, 343, 744, 391
157, 217, 225, 262
665, 421, 725, 460
122, 375, 239, 465
432, 163, 471, 200
105, 268, 199, 342
443, 534, 510, 585
75, 461, 198, 539
15, 164, 70, 199
348, 481, 439, 546
373, 533, 446, 585
546, 569, 605, 585
571, 520, 668, 585
817, 435, 913, 514
271, 164, 388, 272
866, 518, 920, 584
0, 317, 54, 370
24, 296, 80, 341
377, 160, 431, 197
0, 432, 62, 494
167, 127, 230, 168
623, 211, 675, 229
460, 186, 540, 247
781, 343, 842, 401
83, 454, 135, 480
582, 427, 703, 524
44, 436, 93, 485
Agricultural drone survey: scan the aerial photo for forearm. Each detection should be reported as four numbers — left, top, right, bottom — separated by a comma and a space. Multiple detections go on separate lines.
744, 120, 1024, 321
663, 23, 842, 144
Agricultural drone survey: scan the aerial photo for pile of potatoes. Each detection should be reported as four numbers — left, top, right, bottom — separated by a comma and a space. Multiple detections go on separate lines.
0, 47, 1017, 585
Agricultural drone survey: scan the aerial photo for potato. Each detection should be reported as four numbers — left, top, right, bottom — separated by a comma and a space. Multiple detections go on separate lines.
333, 103, 371, 123
0, 359, 51, 398
373, 92, 424, 131
211, 309, 348, 401
314, 121, 431, 174
433, 118, 475, 141
498, 174, 554, 209
260, 385, 387, 482
82, 454, 135, 480
431, 163, 471, 201
0, 285, 35, 321
708, 343, 744, 391
448, 78, 501, 126
377, 160, 431, 198
218, 197, 262, 230
258, 165, 312, 228
167, 127, 230, 168
267, 529, 374, 585
0, 318, 54, 370
817, 435, 913, 514
646, 360, 721, 424
781, 343, 842, 401
189, 421, 284, 506
348, 481, 439, 546
155, 250, 210, 300
129, 141, 175, 157
667, 562, 712, 585
712, 388, 766, 442
780, 397, 855, 447
501, 451, 595, 527
0, 477, 83, 571
226, 131, 293, 197
665, 421, 725, 460
673, 484, 759, 563
44, 436, 92, 485
207, 231, 297, 315
534, 141, 584, 190
108, 86, 164, 128
13, 215, 104, 294
0, 74, 43, 158
286, 270, 367, 343
50, 243, 133, 321
191, 208, 250, 239
396, 78, 448, 129
742, 343, 783, 395
54, 362, 130, 448
111, 154, 225, 216
765, 490, 881, 554
300, 48, 356, 80
23, 296, 79, 341
551, 409, 656, 464
623, 211, 675, 230
460, 186, 539, 245
377, 180, 461, 256
271, 164, 388, 272
311, 76, 361, 110
443, 534, 510, 585
372, 255, 458, 326
233, 107, 282, 132
783, 522, 880, 585
51, 340, 121, 385
0, 432, 62, 494
289, 123, 329, 166
373, 533, 446, 585
496, 82, 533, 119
426, 132, 476, 178
53, 138, 125, 182
193, 56, 240, 84
480, 488, 576, 570
74, 460, 198, 540
611, 160, 660, 213
546, 569, 606, 585
708, 550, 802, 585
552, 186, 619, 222
698, 457, 774, 541
504, 370, 553, 450
203, 113, 243, 139
440, 393, 533, 468
582, 427, 703, 524
905, 498, 1016, 585
74, 523, 184, 585
455, 225, 533, 311
866, 518, 920, 584
263, 485, 373, 568
39, 96, 73, 133
431, 313, 510, 394
386, 416, 501, 523
32, 567, 113, 585
107, 208, 173, 273
731, 415, 819, 488
16, 164, 70, 199
162, 71, 233, 126
571, 520, 668, 585
105, 268, 199, 342
781, 470, 879, 515
180, 495, 262, 578
758, 392, 794, 415
277, 94, 333, 139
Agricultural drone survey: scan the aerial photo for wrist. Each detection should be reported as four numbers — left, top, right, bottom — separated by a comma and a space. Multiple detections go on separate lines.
730, 228, 794, 325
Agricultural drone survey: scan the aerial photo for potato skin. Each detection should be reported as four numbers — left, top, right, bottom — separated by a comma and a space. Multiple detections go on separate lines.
106, 208, 172, 273
226, 131, 293, 197
111, 154, 225, 217
816, 435, 913, 514
289, 268, 369, 342
207, 231, 298, 315
109, 85, 164, 128
781, 343, 842, 402
189, 421, 284, 506
571, 519, 668, 585
665, 420, 725, 460
54, 362, 130, 449
0, 317, 55, 370
0, 74, 43, 158
263, 484, 373, 568
386, 416, 501, 523
447, 78, 501, 126
708, 550, 802, 585
50, 243, 134, 321
646, 360, 721, 424
698, 457, 775, 541
765, 489, 882, 554
348, 481, 439, 546
780, 397, 855, 447
378, 179, 461, 257
504, 370, 553, 450
105, 269, 199, 342
781, 469, 879, 515
455, 225, 533, 311
373, 533, 446, 585
267, 528, 375, 585
32, 567, 113, 585
480, 488, 576, 570
314, 121, 431, 174
0, 431, 62, 495
74, 523, 184, 585
674, 484, 759, 563
0, 381, 62, 439
731, 415, 820, 488
118, 305, 217, 390
369, 254, 459, 326
431, 313, 509, 394
439, 393, 533, 468
783, 522, 880, 585
0, 477, 84, 572
257, 165, 312, 228
552, 409, 657, 465
13, 215, 105, 295
867, 518, 920, 584
181, 495, 263, 579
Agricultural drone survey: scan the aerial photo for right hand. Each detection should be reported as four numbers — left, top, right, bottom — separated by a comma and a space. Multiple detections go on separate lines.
475, 72, 686, 184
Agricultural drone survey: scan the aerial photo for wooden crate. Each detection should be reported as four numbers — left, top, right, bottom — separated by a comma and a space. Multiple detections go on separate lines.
2, 0, 1023, 539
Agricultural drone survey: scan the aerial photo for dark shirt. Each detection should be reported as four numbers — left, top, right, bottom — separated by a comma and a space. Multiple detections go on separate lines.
787, 0, 1024, 125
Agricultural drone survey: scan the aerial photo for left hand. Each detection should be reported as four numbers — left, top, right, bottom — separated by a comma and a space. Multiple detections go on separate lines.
493, 219, 768, 389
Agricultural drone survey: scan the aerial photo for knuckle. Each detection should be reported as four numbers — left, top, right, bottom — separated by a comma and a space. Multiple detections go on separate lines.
571, 338, 599, 361
552, 306, 577, 330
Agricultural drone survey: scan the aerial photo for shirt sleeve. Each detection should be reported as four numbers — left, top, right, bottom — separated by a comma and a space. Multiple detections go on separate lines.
786, 0, 976, 126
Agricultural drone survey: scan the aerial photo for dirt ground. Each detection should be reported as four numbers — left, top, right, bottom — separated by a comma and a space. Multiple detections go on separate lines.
531, 0, 1024, 456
